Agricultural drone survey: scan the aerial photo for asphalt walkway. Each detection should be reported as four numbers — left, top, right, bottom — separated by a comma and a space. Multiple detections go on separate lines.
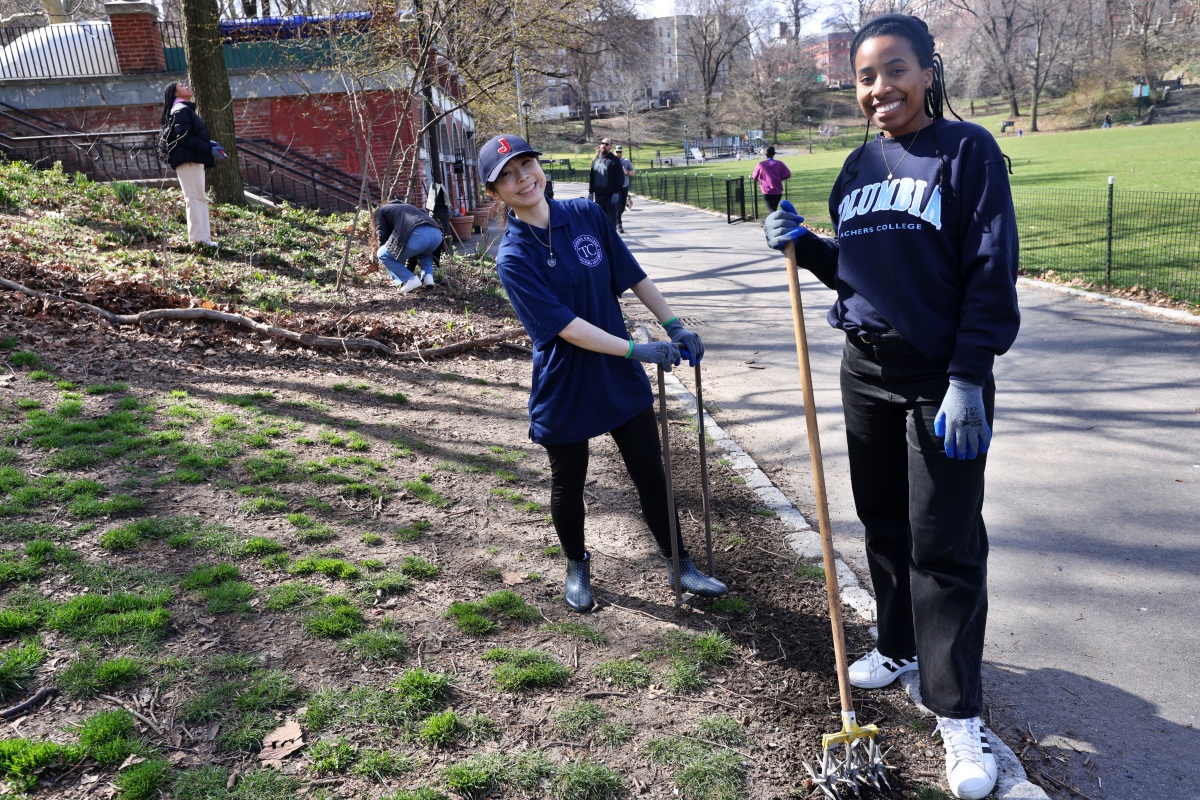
554, 181, 1200, 799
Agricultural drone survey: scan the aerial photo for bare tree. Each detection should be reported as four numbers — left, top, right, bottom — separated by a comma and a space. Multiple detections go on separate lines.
824, 0, 914, 33
736, 38, 818, 142
778, 0, 815, 39
676, 0, 763, 137
181, 0, 245, 205
947, 0, 1031, 117
1022, 0, 1082, 131
610, 20, 656, 154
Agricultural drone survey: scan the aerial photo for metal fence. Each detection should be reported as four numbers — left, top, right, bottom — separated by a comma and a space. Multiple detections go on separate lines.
543, 166, 1200, 307
0, 22, 120, 80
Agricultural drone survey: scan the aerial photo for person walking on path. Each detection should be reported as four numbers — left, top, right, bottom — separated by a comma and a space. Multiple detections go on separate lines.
588, 137, 625, 231
616, 145, 635, 233
751, 145, 792, 212
763, 14, 1019, 800
374, 199, 443, 294
161, 82, 225, 247
479, 133, 728, 613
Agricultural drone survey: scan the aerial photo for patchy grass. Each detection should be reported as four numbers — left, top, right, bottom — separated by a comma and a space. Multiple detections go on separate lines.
0, 637, 45, 701
265, 581, 324, 611
401, 478, 451, 508
710, 596, 751, 616
793, 560, 826, 582
339, 627, 409, 665
592, 659, 652, 690
446, 589, 540, 636
181, 669, 303, 753
418, 709, 461, 747
288, 556, 360, 580
302, 595, 365, 638
350, 748, 414, 781
544, 621, 608, 645
397, 519, 432, 541
646, 732, 748, 800
309, 737, 356, 774
399, 555, 439, 579
553, 700, 605, 740
482, 648, 571, 691
553, 760, 625, 800
57, 652, 148, 700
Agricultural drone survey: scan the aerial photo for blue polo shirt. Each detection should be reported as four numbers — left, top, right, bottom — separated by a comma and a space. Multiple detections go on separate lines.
496, 197, 652, 445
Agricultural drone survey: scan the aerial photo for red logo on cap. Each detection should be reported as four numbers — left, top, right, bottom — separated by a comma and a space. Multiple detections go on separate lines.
497, 137, 511, 155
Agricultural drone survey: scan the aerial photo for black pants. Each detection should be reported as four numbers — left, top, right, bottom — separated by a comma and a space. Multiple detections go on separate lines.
763, 193, 782, 212
618, 188, 629, 225
594, 193, 620, 229
841, 335, 995, 719
543, 406, 685, 562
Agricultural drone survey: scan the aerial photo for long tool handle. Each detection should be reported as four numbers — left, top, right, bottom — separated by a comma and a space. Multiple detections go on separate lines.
783, 241, 853, 716
658, 365, 683, 606
694, 362, 714, 576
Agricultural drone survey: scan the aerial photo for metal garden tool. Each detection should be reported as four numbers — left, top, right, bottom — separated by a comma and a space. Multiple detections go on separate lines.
781, 242, 894, 798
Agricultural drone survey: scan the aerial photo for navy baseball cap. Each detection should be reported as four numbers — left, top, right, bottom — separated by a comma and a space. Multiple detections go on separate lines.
478, 134, 541, 184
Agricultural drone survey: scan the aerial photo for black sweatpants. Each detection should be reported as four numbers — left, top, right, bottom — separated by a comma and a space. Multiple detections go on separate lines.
763, 193, 783, 212
840, 334, 994, 719
594, 193, 620, 229
543, 406, 685, 562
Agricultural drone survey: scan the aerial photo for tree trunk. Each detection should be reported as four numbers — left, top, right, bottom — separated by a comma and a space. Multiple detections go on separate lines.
182, 0, 245, 206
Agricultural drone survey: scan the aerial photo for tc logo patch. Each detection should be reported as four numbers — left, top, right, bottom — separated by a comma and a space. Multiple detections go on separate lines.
573, 235, 603, 267
496, 137, 511, 154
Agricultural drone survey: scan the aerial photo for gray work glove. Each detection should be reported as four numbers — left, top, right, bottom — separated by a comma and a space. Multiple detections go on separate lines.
765, 199, 809, 251
664, 319, 703, 366
934, 378, 991, 460
627, 341, 681, 371
588, 192, 595, 203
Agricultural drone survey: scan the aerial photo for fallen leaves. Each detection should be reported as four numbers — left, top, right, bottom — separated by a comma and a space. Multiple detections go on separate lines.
257, 717, 305, 762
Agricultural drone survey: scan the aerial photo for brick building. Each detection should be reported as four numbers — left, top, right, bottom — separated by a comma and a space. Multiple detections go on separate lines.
0, 1, 479, 213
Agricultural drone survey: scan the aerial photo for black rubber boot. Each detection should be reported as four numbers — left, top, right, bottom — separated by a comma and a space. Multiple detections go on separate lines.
665, 554, 728, 597
564, 552, 593, 612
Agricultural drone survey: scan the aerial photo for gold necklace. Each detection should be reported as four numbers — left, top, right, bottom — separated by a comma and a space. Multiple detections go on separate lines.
528, 211, 556, 268
880, 122, 926, 181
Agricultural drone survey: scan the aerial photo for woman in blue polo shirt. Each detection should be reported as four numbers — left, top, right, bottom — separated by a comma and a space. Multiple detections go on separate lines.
479, 133, 728, 612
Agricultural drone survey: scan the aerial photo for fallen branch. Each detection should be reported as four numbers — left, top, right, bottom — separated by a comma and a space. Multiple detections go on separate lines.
99, 693, 163, 735
392, 328, 528, 361
0, 687, 58, 719
0, 277, 527, 361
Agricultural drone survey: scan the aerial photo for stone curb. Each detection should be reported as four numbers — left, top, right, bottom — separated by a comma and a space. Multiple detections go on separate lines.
1018, 277, 1200, 328
658, 369, 1050, 800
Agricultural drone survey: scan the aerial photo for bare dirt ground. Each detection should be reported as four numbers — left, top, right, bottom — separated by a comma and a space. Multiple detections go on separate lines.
0, 262, 951, 800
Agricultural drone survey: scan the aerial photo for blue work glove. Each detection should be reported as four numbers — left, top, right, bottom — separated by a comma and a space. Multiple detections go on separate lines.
627, 341, 681, 371
765, 200, 809, 251
933, 379, 991, 460
664, 319, 703, 366
210, 141, 228, 160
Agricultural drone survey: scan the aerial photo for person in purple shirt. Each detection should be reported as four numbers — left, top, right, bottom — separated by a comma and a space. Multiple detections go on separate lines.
751, 146, 792, 212
478, 133, 729, 614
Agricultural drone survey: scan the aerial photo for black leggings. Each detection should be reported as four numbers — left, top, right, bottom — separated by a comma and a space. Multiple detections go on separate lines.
543, 406, 685, 562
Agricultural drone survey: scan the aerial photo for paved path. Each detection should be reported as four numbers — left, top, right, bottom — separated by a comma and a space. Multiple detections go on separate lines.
556, 182, 1200, 799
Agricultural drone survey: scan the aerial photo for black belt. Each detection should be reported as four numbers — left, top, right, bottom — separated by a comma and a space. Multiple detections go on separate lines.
857, 329, 905, 347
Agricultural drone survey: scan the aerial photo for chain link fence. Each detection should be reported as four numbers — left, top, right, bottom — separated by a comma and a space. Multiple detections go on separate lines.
544, 166, 1199, 307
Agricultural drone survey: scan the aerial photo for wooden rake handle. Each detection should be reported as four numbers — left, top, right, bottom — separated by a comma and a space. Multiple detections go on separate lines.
782, 241, 854, 717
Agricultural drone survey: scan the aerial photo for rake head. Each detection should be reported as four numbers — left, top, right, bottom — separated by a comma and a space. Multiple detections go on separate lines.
803, 713, 898, 799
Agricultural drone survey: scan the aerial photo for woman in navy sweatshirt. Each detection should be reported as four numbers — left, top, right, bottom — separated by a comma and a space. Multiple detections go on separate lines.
763, 14, 1019, 800
478, 133, 728, 613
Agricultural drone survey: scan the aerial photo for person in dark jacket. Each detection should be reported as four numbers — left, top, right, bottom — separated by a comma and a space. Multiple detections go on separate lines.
161, 82, 224, 246
587, 137, 624, 230
375, 199, 443, 293
764, 14, 1019, 800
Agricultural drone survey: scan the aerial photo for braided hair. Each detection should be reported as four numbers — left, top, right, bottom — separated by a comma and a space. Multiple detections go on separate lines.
160, 82, 179, 125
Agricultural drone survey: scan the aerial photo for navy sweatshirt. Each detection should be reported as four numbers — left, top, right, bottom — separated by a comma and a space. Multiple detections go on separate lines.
793, 118, 1020, 384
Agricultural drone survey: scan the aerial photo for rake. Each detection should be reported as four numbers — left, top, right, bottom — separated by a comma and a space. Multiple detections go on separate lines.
657, 356, 715, 607
781, 242, 895, 798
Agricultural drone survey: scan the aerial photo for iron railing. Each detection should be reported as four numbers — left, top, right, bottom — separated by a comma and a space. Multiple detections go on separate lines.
0, 22, 120, 80
545, 165, 1200, 307
158, 17, 374, 73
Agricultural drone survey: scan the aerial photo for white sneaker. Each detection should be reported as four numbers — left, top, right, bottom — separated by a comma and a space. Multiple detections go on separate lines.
935, 716, 997, 800
847, 648, 918, 688
422, 273, 435, 287
399, 276, 423, 294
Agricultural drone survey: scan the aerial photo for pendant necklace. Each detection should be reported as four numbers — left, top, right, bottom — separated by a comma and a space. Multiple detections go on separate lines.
880, 121, 926, 181
528, 211, 556, 268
